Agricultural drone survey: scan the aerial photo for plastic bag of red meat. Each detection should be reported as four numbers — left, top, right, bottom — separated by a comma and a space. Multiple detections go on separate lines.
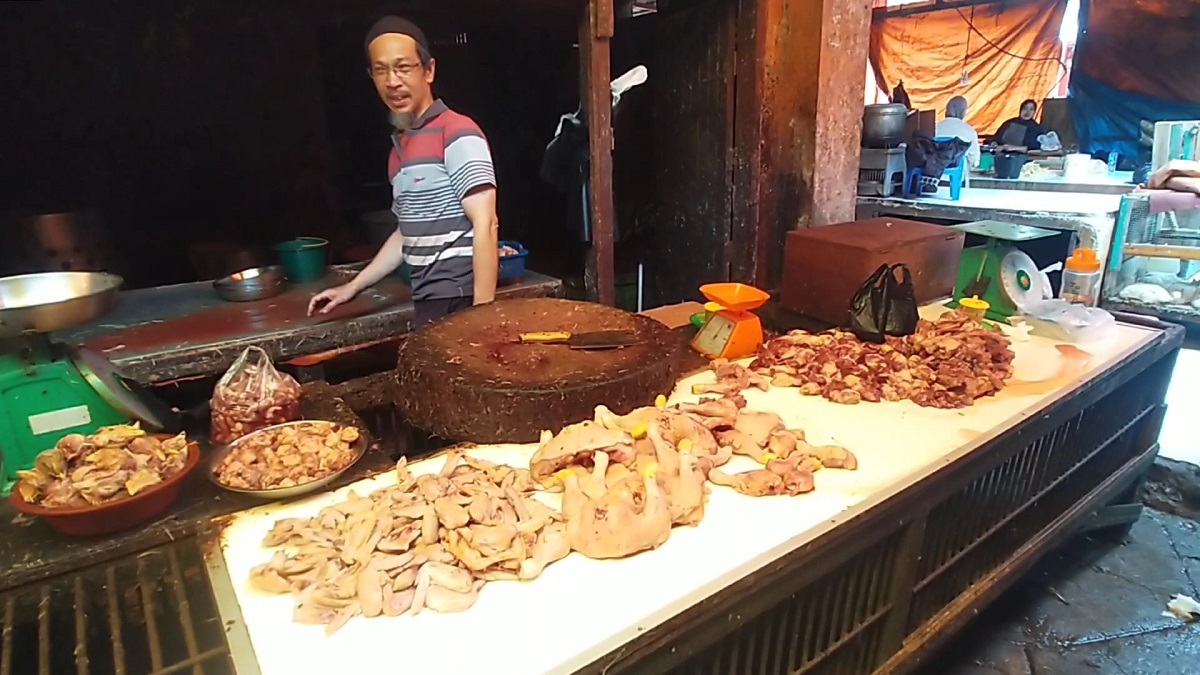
210, 347, 302, 444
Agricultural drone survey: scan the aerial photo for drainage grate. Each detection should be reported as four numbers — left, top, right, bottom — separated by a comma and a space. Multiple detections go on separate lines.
0, 538, 232, 675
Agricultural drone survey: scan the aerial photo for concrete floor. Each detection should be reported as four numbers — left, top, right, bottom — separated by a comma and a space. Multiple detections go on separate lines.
922, 511, 1200, 675
921, 346, 1200, 675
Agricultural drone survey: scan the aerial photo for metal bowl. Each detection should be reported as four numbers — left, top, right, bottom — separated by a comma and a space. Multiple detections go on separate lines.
207, 420, 368, 500
212, 265, 286, 302
0, 271, 123, 338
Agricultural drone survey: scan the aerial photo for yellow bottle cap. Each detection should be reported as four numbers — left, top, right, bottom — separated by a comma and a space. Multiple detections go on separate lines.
703, 301, 724, 313
959, 295, 990, 311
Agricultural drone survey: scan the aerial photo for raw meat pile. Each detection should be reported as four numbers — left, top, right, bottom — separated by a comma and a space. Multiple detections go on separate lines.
210, 346, 303, 445
215, 421, 362, 491
16, 425, 190, 508
250, 366, 860, 630
750, 310, 1015, 409
249, 451, 569, 635
529, 390, 858, 559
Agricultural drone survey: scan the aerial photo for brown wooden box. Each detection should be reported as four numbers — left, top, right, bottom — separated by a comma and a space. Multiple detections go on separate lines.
780, 217, 964, 326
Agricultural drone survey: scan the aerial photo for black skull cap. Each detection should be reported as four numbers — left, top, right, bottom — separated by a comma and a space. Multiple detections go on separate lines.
364, 16, 430, 59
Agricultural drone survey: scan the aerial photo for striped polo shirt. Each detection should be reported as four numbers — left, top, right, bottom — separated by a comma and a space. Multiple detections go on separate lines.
388, 99, 496, 301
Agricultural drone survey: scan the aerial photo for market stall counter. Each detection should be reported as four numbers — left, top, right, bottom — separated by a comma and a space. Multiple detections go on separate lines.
207, 305, 1181, 675
52, 265, 563, 384
856, 188, 1121, 266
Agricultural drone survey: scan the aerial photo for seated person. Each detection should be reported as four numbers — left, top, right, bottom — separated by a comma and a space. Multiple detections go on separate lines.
934, 96, 980, 168
992, 99, 1046, 152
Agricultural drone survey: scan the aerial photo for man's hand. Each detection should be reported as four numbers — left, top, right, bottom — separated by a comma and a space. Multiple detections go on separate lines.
307, 283, 358, 316
1148, 160, 1200, 189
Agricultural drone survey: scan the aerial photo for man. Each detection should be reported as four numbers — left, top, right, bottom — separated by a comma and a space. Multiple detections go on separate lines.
308, 16, 499, 328
935, 96, 980, 168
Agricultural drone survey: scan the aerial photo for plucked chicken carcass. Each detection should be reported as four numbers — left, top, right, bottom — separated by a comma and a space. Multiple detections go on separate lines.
529, 420, 637, 486
691, 358, 769, 398
562, 468, 672, 559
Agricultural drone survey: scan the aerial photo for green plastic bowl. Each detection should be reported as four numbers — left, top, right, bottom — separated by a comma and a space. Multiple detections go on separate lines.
275, 238, 329, 283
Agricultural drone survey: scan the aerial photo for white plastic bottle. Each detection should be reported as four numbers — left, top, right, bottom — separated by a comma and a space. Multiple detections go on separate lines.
1060, 248, 1102, 306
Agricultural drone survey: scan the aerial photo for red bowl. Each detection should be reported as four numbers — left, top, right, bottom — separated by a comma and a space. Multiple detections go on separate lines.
8, 438, 201, 537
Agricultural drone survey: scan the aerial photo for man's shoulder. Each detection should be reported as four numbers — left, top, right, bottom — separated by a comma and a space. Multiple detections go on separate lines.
436, 107, 487, 142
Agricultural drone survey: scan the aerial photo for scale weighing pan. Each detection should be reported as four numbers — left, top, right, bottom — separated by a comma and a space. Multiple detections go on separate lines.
0, 271, 122, 338
951, 220, 1058, 242
699, 283, 769, 312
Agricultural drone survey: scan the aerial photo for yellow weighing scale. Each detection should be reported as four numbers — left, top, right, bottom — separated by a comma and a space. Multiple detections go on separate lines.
691, 283, 769, 360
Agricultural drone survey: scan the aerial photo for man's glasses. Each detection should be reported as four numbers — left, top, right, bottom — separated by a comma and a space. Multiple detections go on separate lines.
368, 62, 421, 80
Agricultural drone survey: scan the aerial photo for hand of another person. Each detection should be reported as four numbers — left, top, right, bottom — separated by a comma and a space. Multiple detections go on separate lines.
307, 284, 358, 316
1148, 160, 1200, 189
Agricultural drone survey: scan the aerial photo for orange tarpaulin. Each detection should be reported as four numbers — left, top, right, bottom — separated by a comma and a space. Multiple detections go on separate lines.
869, 0, 1066, 136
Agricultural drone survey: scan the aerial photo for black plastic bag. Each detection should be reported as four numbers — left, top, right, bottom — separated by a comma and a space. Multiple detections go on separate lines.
848, 263, 919, 343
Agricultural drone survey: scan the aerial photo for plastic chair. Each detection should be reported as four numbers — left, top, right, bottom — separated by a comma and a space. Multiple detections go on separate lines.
934, 136, 966, 201
902, 167, 924, 199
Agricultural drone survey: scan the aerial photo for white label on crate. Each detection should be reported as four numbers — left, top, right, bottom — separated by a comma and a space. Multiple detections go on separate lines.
27, 405, 92, 436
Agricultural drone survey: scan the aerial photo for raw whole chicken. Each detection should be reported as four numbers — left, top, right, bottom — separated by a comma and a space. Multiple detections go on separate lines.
562, 470, 672, 559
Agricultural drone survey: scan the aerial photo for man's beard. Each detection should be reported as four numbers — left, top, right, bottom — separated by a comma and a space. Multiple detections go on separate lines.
390, 111, 413, 130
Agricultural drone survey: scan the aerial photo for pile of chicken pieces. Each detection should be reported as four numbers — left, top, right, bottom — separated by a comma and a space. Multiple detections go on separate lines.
748, 311, 1015, 409
248, 361, 856, 632
528, 368, 857, 559
249, 451, 570, 635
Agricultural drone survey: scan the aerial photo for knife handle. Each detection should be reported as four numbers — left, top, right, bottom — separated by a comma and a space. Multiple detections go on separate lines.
519, 331, 572, 344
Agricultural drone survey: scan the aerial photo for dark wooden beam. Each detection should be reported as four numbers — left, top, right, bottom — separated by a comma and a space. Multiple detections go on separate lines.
731, 0, 872, 289
580, 0, 616, 306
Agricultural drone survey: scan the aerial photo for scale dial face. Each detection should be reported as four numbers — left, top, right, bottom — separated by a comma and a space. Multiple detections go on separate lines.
999, 249, 1043, 311
693, 315, 736, 358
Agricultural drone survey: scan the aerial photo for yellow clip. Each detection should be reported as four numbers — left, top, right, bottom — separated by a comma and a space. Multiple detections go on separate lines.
552, 469, 574, 486
677, 439, 694, 453
760, 453, 778, 464
654, 394, 667, 409
630, 422, 649, 439
690, 384, 704, 395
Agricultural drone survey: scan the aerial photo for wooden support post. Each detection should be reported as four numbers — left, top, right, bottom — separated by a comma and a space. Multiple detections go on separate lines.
580, 0, 616, 306
731, 0, 872, 289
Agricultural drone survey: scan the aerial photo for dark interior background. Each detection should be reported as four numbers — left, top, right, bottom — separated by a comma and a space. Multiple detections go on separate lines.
0, 0, 741, 307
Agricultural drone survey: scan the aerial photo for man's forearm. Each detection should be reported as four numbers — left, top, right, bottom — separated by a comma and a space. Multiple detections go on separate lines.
349, 230, 405, 293
471, 218, 499, 303
1165, 176, 1200, 196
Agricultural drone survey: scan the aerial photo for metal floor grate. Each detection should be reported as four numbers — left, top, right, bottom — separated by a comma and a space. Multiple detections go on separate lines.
0, 539, 232, 675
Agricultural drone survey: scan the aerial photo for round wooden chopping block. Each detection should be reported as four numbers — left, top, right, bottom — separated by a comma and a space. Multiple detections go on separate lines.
396, 298, 680, 443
